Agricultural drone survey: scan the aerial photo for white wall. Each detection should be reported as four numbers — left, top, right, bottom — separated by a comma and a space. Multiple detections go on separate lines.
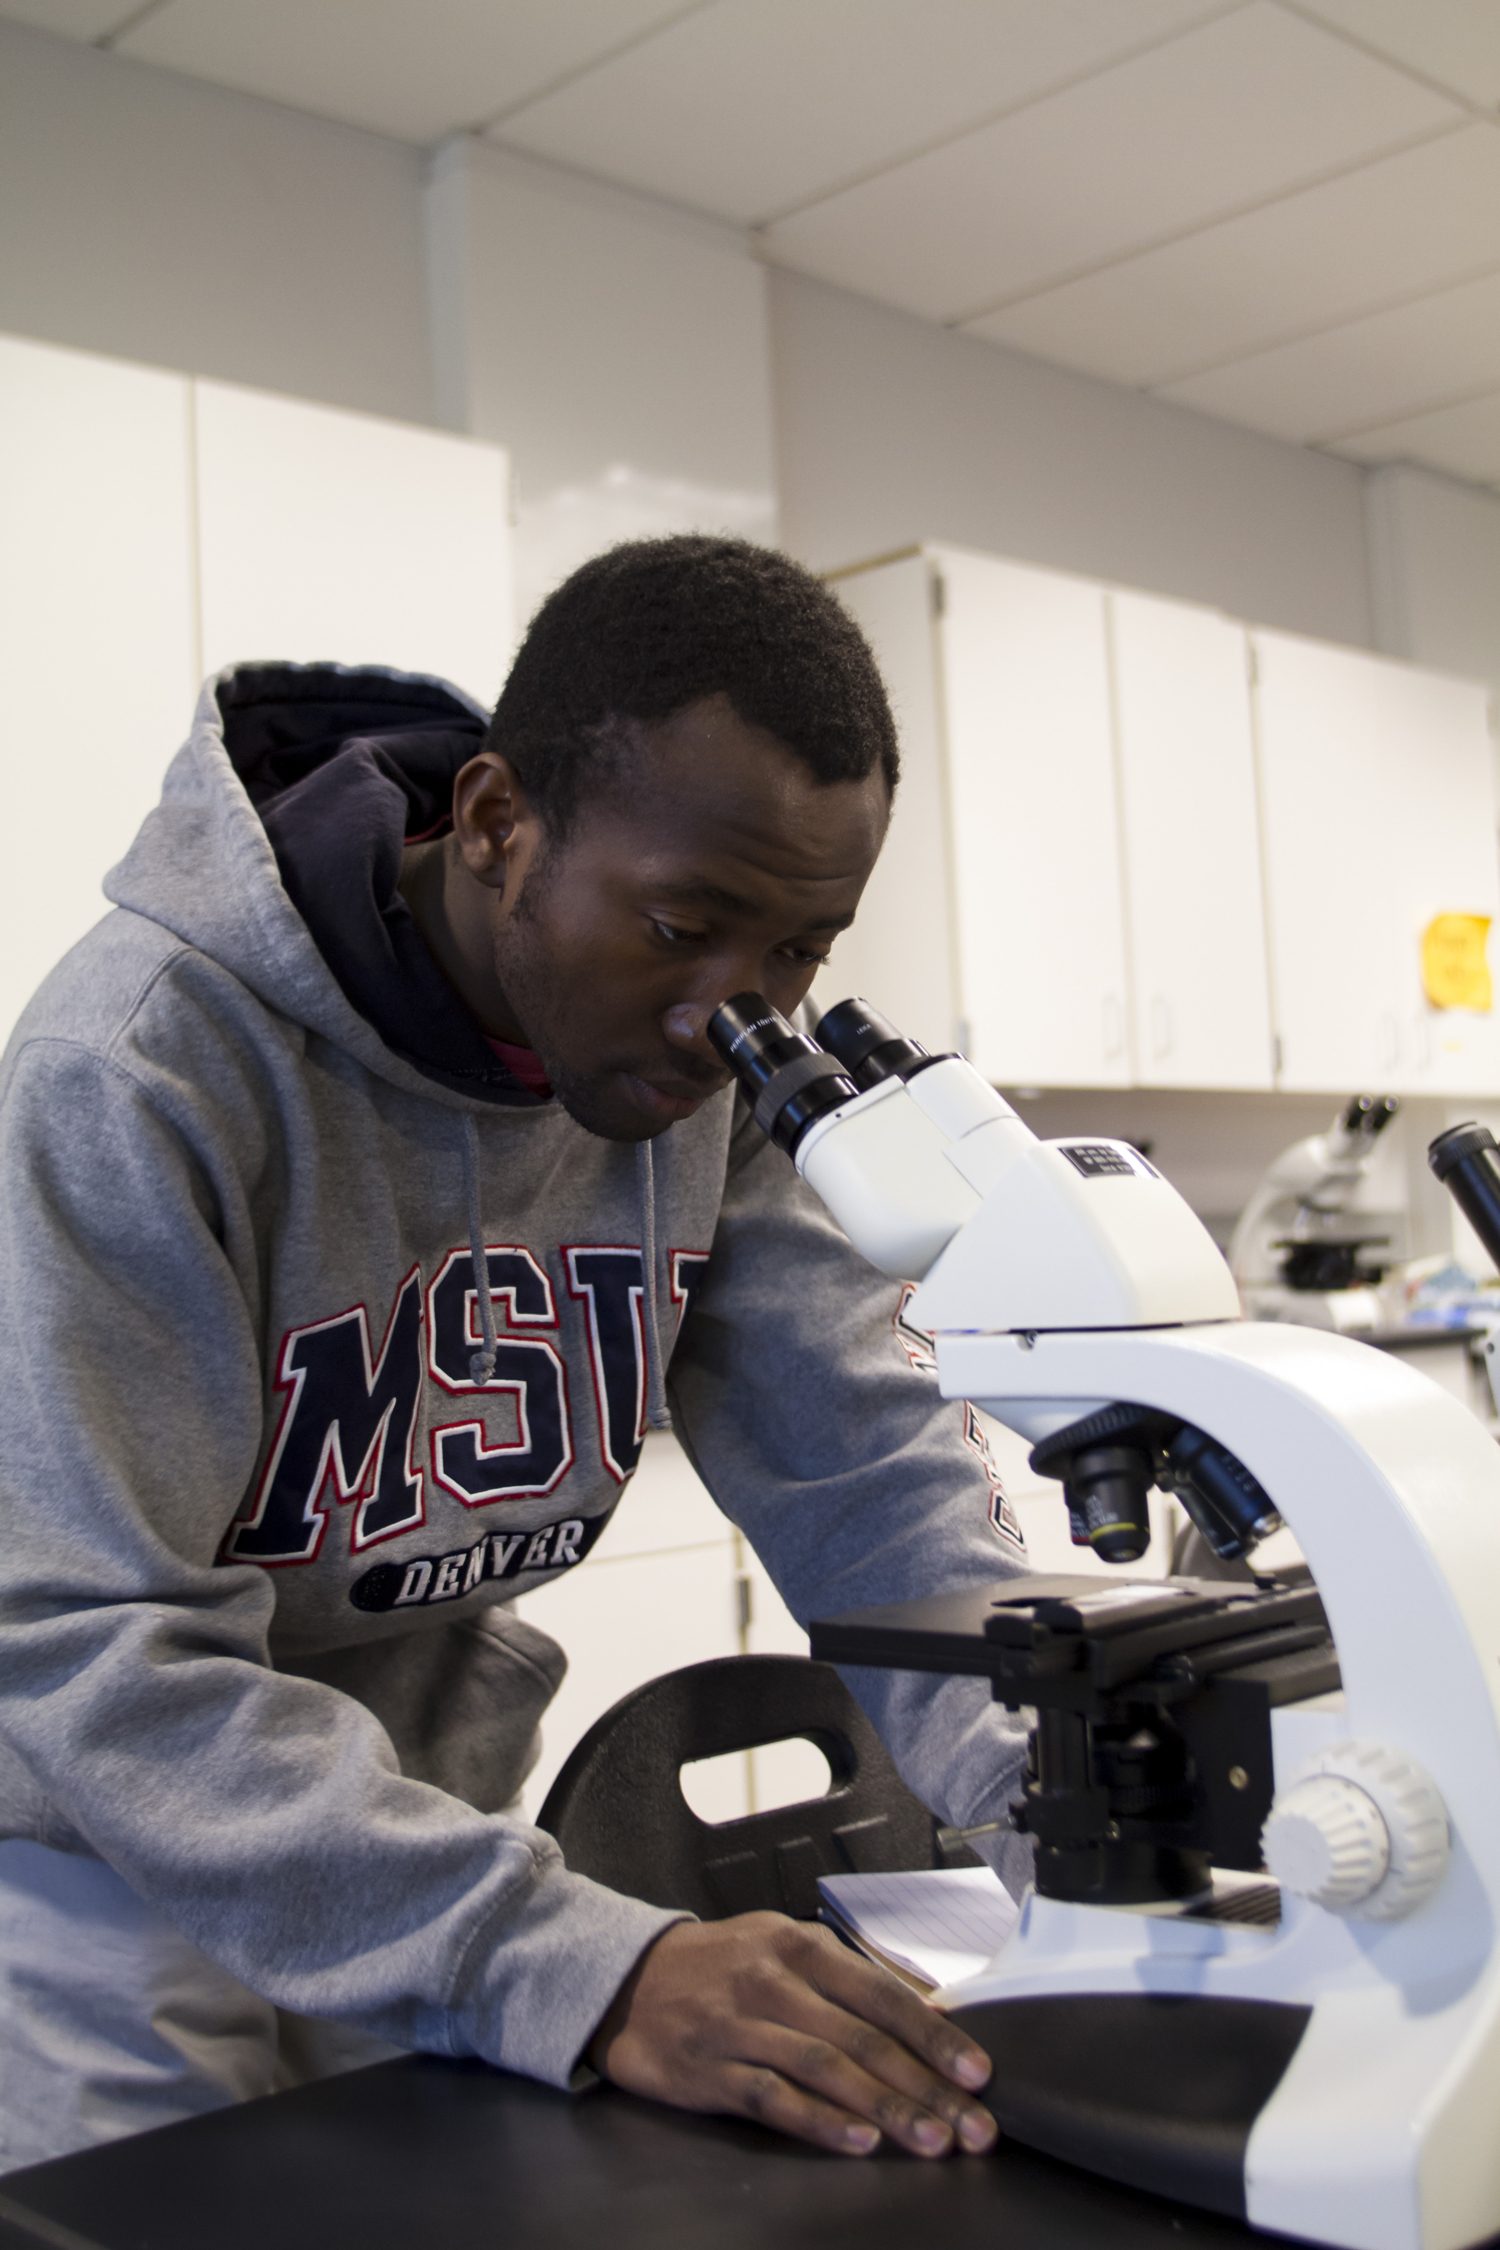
1, 21, 1388, 659
5, 15, 1494, 1263
1366, 465, 1500, 701
769, 265, 1375, 651
0, 18, 433, 424
426, 139, 778, 628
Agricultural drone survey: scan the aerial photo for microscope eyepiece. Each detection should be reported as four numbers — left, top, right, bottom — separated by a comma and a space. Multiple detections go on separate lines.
813, 997, 938, 1088
707, 993, 858, 1158
1341, 1093, 1400, 1138
1429, 1120, 1500, 1272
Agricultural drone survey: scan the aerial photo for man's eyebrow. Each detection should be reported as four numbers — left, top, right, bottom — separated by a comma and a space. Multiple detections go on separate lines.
650, 879, 856, 932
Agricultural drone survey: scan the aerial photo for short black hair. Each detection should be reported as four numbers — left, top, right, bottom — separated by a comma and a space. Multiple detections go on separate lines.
486, 535, 898, 833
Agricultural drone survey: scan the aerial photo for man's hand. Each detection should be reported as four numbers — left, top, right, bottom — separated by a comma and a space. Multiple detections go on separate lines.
585, 1913, 998, 2158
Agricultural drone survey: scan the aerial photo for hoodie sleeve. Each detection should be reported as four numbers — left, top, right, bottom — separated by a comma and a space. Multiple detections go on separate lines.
665, 1101, 1038, 1896
0, 1035, 680, 2087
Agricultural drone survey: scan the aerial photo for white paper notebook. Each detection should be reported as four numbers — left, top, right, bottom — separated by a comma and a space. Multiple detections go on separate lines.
817, 1866, 1020, 1992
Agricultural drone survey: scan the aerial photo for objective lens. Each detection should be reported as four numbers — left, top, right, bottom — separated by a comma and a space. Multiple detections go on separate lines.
707, 993, 858, 1158
1062, 1443, 1154, 1565
1166, 1425, 1281, 1561
814, 997, 938, 1088
1430, 1122, 1500, 1275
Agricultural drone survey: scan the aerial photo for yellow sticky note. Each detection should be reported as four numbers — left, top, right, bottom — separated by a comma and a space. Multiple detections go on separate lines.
1421, 913, 1493, 1013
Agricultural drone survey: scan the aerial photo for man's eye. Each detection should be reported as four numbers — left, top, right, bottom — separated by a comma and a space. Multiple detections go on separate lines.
782, 944, 832, 968
649, 920, 701, 947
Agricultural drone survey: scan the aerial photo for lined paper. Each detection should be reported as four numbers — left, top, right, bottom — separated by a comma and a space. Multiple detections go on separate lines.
818, 1866, 1020, 1992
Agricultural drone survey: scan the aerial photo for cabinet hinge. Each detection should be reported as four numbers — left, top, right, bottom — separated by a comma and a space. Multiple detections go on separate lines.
734, 1574, 753, 1636
930, 570, 946, 619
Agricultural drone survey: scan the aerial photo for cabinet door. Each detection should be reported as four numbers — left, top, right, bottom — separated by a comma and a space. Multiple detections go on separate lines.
194, 380, 514, 710
1383, 671, 1500, 1096
515, 1539, 746, 1823
936, 550, 1131, 1087
1254, 631, 1500, 1095
1109, 592, 1273, 1090
0, 334, 197, 1040
820, 553, 957, 1055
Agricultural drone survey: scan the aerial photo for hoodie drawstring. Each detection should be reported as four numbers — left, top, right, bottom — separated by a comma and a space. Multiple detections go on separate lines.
461, 1112, 499, 1386
635, 1138, 673, 1431
461, 1111, 672, 1429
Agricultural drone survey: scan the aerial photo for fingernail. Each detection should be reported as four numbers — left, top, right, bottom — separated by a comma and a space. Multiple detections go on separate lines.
954, 2051, 990, 2089
914, 2119, 951, 2154
959, 2111, 997, 2153
845, 2125, 880, 2155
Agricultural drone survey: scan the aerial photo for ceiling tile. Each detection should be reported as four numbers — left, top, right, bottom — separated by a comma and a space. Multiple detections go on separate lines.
966, 122, 1500, 386
1334, 389, 1500, 491
761, 2, 1458, 325
489, 0, 1228, 228
1155, 270, 1500, 441
0, 0, 146, 37
114, 0, 691, 143
1293, 0, 1500, 113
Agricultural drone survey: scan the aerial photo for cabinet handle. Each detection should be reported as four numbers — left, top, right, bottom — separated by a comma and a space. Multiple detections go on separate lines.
1102, 994, 1125, 1059
1150, 996, 1172, 1060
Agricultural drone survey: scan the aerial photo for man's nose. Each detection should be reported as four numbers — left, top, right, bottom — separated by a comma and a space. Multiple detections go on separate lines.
660, 1001, 720, 1056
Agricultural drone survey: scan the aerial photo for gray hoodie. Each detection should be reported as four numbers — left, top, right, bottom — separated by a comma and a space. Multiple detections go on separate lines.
0, 663, 1031, 2091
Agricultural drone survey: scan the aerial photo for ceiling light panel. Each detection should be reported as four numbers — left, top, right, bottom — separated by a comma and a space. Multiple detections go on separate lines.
1294, 0, 1500, 113
489, 0, 1228, 228
1156, 269, 1500, 441
114, 0, 691, 143
0, 0, 148, 36
762, 3, 1457, 325
967, 123, 1500, 388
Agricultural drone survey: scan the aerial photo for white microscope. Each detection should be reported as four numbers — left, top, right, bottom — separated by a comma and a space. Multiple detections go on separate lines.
708, 995, 1500, 2250
1228, 1094, 1402, 1328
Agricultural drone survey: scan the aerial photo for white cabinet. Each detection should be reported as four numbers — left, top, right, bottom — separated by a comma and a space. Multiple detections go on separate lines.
830, 546, 1130, 1087
0, 335, 198, 1017
515, 1432, 747, 1823
828, 547, 1273, 1091
194, 381, 513, 710
831, 542, 1498, 1101
941, 550, 1130, 1088
1109, 590, 1274, 1090
515, 1537, 748, 1825
0, 332, 513, 1043
815, 552, 958, 1060
1253, 630, 1500, 1095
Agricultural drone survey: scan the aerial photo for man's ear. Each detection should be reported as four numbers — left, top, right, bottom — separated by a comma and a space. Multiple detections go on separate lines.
451, 751, 541, 893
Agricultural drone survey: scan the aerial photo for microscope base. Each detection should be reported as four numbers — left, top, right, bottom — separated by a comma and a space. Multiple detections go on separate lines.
938, 1883, 1500, 2250
950, 1987, 1309, 2221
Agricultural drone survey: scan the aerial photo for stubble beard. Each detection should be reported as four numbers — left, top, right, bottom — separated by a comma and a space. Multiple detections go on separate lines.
491, 878, 654, 1143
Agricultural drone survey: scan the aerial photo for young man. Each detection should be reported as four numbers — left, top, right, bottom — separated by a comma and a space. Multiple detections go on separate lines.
0, 537, 1031, 2174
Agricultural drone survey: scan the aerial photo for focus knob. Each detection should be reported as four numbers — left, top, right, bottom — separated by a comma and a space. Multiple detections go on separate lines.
1262, 1775, 1389, 1909
1261, 1742, 1449, 1921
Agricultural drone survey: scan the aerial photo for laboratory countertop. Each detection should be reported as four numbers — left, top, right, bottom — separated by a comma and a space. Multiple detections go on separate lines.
0, 2050, 1386, 2250
1364, 1321, 1490, 1351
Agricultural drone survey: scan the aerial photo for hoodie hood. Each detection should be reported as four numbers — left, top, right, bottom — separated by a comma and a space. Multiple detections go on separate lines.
105, 661, 533, 1107
103, 660, 678, 1416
